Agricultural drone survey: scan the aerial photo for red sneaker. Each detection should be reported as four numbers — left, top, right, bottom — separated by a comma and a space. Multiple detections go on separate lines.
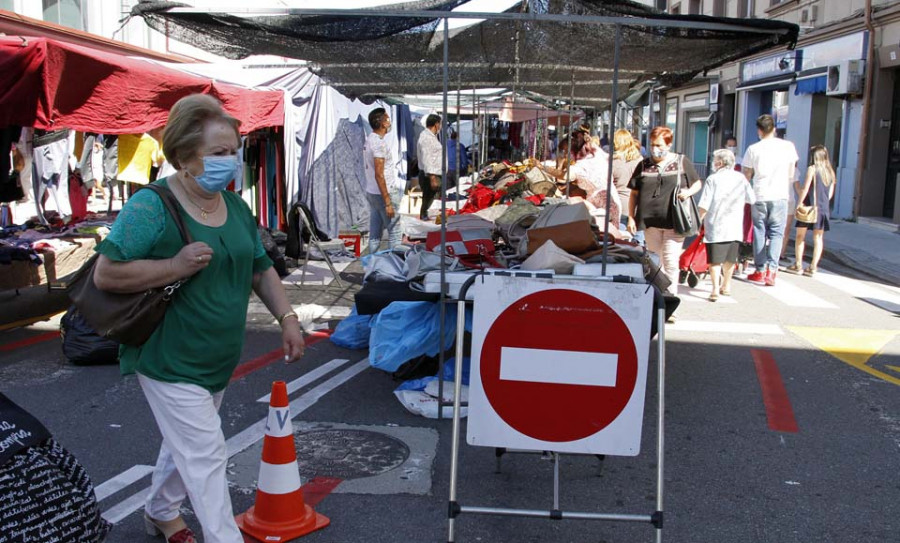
746, 271, 766, 285
765, 270, 777, 286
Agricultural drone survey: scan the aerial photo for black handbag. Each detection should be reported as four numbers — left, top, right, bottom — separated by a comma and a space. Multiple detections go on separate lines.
671, 156, 700, 237
66, 184, 192, 347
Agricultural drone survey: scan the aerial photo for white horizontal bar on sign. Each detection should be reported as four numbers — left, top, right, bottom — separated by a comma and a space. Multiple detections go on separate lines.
500, 347, 618, 387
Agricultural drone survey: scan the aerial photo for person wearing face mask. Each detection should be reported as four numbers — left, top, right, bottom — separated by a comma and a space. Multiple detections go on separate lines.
92, 94, 305, 543
364, 107, 403, 253
725, 136, 741, 171
627, 126, 702, 317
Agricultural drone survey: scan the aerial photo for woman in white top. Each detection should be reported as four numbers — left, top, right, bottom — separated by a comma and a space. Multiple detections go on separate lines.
698, 149, 756, 301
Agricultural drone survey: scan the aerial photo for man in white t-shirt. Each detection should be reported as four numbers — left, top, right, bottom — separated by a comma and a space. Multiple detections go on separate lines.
741, 114, 798, 286
363, 107, 403, 254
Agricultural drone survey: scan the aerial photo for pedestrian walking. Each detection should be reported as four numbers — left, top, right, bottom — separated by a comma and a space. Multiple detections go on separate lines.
364, 107, 403, 254
92, 94, 305, 543
698, 149, 756, 301
447, 129, 469, 190
785, 145, 836, 277
416, 114, 443, 220
611, 129, 642, 241
627, 125, 703, 316
741, 114, 799, 286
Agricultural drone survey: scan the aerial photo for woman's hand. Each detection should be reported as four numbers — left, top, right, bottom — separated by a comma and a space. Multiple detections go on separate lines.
627, 216, 637, 235
171, 242, 214, 277
677, 189, 691, 201
282, 318, 305, 363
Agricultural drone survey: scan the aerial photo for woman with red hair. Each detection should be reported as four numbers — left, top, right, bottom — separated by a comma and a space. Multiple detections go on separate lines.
627, 127, 703, 318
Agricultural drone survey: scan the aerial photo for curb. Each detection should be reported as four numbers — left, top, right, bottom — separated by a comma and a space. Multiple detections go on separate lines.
821, 246, 900, 288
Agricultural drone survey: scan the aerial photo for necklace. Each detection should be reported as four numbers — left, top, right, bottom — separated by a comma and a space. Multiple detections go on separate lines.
178, 174, 220, 219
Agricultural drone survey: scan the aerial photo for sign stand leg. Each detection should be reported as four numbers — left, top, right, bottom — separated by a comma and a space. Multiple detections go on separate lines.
655, 303, 667, 542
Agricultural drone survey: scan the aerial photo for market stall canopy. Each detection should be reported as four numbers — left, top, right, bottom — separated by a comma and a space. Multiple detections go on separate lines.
0, 36, 284, 134
130, 0, 798, 107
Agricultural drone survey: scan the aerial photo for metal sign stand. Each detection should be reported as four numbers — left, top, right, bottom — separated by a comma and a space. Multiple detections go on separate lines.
447, 274, 667, 543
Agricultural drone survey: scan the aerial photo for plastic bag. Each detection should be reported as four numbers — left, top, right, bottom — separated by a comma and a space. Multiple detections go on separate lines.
329, 307, 373, 349
60, 306, 119, 366
393, 356, 471, 419
369, 302, 472, 372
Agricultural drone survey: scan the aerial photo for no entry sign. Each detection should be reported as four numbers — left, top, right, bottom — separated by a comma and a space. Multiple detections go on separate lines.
466, 275, 653, 456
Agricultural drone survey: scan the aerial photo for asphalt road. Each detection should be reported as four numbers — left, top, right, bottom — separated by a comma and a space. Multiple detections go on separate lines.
1, 260, 898, 543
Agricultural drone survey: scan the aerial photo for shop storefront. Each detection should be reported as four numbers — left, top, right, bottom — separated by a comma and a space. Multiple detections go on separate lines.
736, 32, 867, 220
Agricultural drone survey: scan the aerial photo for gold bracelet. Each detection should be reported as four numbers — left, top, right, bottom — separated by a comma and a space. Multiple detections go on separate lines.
277, 311, 299, 326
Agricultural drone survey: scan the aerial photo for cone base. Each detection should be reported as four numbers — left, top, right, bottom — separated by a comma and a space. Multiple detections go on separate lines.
236, 504, 330, 542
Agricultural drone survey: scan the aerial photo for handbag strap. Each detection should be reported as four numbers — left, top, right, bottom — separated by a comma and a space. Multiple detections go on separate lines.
144, 183, 194, 246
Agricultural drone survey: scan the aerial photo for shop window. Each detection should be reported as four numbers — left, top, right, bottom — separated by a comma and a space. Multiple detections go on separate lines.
713, 0, 725, 17
689, 0, 701, 15
0, 0, 14, 11
656, 0, 668, 11
666, 98, 678, 136
769, 0, 783, 6
42, 0, 83, 31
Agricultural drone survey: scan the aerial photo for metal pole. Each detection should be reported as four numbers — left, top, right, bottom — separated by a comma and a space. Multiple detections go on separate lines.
565, 71, 575, 198
448, 295, 468, 542
456, 77, 462, 213
656, 304, 667, 543
438, 16, 449, 421
472, 83, 478, 174
552, 452, 560, 511
601, 25, 621, 277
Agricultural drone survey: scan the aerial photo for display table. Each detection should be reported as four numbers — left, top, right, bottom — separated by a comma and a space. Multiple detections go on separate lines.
0, 235, 100, 292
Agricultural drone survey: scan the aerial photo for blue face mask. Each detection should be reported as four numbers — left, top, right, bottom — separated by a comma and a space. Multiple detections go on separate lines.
651, 147, 668, 159
192, 155, 240, 193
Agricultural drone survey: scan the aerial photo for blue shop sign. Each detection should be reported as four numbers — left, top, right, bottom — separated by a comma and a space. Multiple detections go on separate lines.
740, 51, 802, 84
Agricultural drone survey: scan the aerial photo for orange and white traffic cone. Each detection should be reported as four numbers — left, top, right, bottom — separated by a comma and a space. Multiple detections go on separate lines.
236, 381, 329, 541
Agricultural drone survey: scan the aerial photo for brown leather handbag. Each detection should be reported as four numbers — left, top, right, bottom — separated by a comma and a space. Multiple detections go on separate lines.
67, 184, 193, 347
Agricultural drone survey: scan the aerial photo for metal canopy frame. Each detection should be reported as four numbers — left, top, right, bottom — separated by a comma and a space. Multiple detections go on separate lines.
140, 4, 798, 542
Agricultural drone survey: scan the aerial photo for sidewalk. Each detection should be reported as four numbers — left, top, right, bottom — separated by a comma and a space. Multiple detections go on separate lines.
813, 218, 900, 287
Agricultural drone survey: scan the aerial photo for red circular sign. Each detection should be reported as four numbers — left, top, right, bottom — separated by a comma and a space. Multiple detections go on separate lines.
480, 289, 637, 442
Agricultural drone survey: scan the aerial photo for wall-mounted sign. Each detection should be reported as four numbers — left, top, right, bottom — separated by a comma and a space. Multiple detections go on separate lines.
740, 51, 802, 84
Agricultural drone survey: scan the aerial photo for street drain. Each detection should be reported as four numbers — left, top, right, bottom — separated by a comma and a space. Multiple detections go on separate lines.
294, 428, 410, 480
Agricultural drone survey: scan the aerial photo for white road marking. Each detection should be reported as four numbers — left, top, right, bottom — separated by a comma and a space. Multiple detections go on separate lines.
257, 358, 351, 402
667, 320, 784, 335
94, 464, 154, 502
101, 487, 150, 524
813, 269, 900, 314
500, 347, 618, 386
752, 276, 837, 308
675, 284, 738, 304
100, 357, 370, 524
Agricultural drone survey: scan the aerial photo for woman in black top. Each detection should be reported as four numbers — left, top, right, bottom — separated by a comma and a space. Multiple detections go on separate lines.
627, 126, 702, 303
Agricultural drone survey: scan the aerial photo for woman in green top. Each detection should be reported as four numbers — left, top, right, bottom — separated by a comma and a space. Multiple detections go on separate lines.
93, 95, 303, 543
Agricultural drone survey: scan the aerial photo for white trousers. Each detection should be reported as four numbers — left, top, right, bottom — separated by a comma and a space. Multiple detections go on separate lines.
644, 227, 685, 295
138, 375, 243, 543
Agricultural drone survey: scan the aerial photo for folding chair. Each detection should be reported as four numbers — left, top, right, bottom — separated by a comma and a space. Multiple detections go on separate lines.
298, 210, 345, 287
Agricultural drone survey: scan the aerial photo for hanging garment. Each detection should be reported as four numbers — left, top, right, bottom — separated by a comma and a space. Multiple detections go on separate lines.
116, 133, 160, 185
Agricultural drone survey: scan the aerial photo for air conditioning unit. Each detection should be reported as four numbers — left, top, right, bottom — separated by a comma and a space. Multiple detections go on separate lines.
826, 60, 865, 96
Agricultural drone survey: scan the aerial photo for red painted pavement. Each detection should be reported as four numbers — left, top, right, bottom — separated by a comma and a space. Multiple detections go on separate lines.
751, 349, 799, 433
0, 331, 60, 352
230, 330, 332, 383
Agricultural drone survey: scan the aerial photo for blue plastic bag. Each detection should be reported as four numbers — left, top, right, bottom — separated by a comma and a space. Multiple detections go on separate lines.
369, 301, 473, 372
329, 306, 373, 349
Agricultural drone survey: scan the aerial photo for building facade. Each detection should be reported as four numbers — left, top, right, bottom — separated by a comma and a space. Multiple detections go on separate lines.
655, 0, 900, 226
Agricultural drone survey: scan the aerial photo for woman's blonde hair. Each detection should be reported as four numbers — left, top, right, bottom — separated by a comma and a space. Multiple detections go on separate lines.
810, 145, 835, 187
162, 94, 241, 169
613, 129, 641, 162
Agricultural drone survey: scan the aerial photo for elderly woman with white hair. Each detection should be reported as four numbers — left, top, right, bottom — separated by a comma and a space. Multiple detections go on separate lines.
698, 149, 756, 301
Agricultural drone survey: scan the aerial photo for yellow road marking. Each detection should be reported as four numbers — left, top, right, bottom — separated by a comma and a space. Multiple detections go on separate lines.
787, 327, 900, 386
886, 365, 900, 374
